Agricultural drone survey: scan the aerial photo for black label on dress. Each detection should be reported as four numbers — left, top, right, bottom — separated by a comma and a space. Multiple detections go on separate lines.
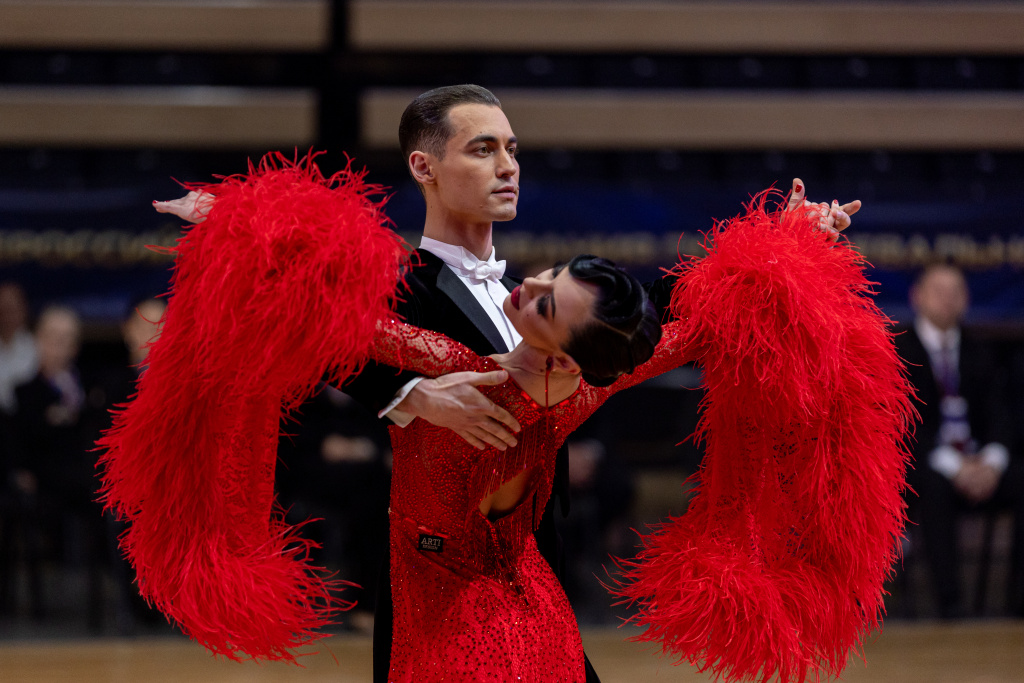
418, 534, 444, 553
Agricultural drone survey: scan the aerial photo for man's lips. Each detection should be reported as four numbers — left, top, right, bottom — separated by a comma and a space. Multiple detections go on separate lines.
493, 186, 518, 198
510, 285, 521, 310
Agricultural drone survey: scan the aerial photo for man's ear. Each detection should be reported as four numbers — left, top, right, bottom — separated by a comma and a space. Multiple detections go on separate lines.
552, 353, 581, 376
409, 151, 435, 186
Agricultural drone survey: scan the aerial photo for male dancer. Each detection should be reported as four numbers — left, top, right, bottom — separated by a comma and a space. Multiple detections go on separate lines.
336, 85, 859, 682
156, 84, 858, 681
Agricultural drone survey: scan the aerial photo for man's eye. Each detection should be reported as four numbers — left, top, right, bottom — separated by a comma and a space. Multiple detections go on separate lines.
508, 147, 518, 156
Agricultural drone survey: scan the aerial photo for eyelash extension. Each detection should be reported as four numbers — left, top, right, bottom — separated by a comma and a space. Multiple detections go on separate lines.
537, 295, 549, 318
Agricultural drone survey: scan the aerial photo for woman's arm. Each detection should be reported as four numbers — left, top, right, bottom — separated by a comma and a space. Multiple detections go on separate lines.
370, 318, 489, 379
592, 319, 698, 398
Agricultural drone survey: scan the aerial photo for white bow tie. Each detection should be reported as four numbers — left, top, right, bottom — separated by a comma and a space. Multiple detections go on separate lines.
457, 258, 506, 283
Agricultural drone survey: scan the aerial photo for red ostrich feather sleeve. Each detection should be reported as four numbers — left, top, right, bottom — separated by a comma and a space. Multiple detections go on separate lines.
96, 153, 408, 662
611, 191, 915, 683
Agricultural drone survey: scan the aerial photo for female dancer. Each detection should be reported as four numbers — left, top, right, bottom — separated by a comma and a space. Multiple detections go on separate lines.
98, 156, 911, 683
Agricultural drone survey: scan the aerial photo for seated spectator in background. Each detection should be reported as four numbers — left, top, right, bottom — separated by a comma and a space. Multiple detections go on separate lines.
895, 263, 1024, 618
558, 437, 636, 624
86, 298, 166, 424
83, 298, 167, 631
13, 305, 90, 508
1, 282, 38, 416
1, 283, 39, 614
275, 384, 391, 634
6, 306, 94, 620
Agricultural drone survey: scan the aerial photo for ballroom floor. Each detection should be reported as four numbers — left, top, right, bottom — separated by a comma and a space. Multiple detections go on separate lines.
2, 621, 1023, 683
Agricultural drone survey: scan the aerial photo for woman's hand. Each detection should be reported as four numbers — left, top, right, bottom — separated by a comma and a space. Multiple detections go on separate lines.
787, 178, 861, 242
153, 190, 214, 224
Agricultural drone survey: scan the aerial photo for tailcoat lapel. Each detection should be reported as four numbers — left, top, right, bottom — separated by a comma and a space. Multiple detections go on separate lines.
434, 261, 512, 354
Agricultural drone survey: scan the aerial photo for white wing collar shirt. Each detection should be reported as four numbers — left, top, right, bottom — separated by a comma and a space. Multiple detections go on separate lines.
419, 236, 523, 353
381, 237, 522, 425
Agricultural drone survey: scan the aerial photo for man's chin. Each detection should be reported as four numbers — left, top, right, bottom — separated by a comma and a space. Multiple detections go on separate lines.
491, 207, 518, 223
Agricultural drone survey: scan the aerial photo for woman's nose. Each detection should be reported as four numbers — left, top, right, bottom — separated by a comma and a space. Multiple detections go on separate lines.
522, 277, 551, 297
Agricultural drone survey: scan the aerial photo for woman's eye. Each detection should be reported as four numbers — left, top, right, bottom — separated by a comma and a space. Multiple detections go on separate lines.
537, 295, 550, 318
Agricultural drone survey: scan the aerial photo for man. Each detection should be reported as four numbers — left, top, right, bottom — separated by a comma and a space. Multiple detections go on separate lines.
340, 85, 860, 681
896, 263, 1024, 618
7, 306, 90, 619
157, 84, 858, 679
0, 282, 38, 416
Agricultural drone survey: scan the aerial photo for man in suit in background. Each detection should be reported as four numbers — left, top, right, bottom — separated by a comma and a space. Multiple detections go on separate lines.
896, 263, 1024, 618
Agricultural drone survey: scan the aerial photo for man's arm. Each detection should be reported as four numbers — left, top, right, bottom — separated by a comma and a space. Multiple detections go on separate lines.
393, 371, 520, 450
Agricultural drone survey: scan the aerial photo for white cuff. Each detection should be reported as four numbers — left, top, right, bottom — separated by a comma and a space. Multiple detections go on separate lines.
929, 445, 965, 480
378, 377, 425, 427
978, 443, 1010, 474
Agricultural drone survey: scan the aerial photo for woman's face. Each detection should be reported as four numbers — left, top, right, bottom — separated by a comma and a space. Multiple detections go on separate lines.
503, 264, 598, 355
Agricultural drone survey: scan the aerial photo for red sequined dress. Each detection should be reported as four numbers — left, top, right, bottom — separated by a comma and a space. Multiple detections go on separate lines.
371, 319, 694, 682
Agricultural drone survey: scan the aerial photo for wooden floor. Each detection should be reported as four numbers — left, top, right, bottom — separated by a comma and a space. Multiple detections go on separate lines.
2, 621, 1023, 683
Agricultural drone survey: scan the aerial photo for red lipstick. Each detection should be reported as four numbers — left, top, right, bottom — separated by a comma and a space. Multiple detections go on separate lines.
510, 285, 521, 310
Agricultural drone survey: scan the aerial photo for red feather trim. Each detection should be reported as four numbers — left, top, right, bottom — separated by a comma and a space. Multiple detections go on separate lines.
611, 191, 914, 683
97, 152, 408, 661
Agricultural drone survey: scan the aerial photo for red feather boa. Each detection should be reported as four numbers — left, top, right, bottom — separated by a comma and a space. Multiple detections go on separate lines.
611, 192, 914, 683
97, 153, 407, 661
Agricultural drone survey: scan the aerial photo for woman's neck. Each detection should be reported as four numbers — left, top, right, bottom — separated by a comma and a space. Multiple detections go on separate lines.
492, 343, 580, 406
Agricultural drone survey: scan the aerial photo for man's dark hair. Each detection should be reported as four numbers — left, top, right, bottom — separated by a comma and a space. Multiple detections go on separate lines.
560, 255, 662, 387
398, 84, 502, 163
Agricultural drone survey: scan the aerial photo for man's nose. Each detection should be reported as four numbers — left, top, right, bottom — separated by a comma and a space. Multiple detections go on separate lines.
496, 150, 517, 177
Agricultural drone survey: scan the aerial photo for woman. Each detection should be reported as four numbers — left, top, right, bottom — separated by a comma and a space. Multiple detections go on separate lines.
370, 255, 677, 681
99, 155, 911, 683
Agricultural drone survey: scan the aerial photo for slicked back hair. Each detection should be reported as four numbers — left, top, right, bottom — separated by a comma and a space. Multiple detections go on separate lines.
399, 84, 502, 166
560, 255, 662, 388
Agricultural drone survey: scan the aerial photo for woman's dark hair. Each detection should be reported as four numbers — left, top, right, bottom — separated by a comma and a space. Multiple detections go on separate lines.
561, 255, 662, 387
399, 84, 502, 163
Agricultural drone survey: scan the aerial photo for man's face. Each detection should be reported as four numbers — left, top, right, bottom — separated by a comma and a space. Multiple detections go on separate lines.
426, 103, 519, 225
36, 311, 80, 372
0, 285, 28, 340
911, 266, 968, 331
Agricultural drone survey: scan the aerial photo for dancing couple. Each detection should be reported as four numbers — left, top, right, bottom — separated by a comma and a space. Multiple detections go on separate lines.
100, 86, 911, 683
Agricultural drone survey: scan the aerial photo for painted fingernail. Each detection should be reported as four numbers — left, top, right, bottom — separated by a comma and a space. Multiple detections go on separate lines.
795, 183, 803, 193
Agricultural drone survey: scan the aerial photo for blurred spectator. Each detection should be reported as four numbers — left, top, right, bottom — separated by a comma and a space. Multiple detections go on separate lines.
86, 298, 166, 426
1, 282, 38, 613
896, 263, 1024, 618
0, 282, 38, 415
276, 384, 392, 634
82, 298, 167, 632
558, 437, 636, 624
3, 306, 97, 620
13, 306, 90, 506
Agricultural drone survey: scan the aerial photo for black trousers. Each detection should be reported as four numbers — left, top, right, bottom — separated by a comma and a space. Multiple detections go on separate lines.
914, 459, 1024, 616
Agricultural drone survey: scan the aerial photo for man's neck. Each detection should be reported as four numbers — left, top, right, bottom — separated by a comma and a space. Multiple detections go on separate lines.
422, 207, 494, 260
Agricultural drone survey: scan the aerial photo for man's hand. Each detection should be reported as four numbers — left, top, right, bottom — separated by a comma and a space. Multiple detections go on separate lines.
953, 458, 1001, 504
153, 190, 214, 223
786, 178, 861, 241
396, 370, 521, 451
